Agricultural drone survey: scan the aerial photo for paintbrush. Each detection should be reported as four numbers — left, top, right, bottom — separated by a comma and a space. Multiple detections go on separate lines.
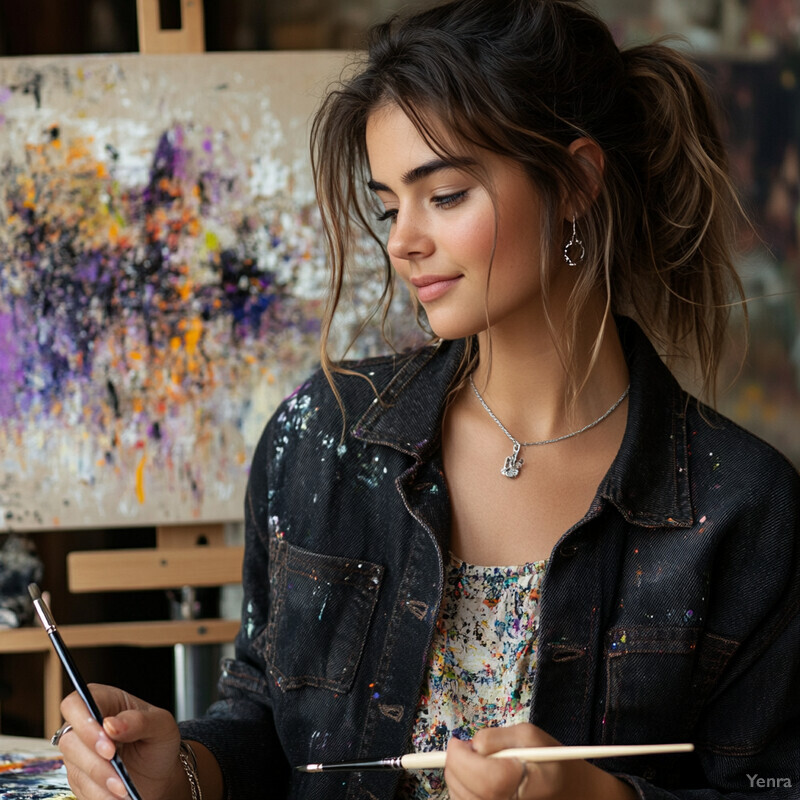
28, 583, 143, 800
297, 742, 694, 772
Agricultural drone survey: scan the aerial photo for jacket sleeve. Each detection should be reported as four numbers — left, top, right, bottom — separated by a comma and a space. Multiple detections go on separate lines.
179, 416, 291, 800
618, 463, 800, 800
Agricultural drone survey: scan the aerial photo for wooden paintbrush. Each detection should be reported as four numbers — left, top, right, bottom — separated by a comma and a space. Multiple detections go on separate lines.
297, 742, 695, 772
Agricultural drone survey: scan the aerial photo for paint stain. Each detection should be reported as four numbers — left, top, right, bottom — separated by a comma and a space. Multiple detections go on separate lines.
0, 751, 72, 799
135, 453, 146, 504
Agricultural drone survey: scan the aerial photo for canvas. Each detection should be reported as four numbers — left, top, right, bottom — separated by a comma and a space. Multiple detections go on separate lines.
0, 53, 421, 532
0, 751, 73, 799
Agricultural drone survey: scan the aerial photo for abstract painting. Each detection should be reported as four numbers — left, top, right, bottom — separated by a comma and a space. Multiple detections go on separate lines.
0, 53, 419, 531
0, 752, 74, 799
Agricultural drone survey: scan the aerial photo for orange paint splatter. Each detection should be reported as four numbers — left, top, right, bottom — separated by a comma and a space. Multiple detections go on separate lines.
135, 454, 146, 504
184, 318, 203, 355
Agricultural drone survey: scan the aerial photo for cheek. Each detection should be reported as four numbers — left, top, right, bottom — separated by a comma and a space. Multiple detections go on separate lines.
493, 206, 543, 277
445, 212, 496, 263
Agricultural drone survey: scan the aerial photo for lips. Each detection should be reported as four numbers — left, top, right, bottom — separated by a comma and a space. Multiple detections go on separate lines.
409, 274, 462, 303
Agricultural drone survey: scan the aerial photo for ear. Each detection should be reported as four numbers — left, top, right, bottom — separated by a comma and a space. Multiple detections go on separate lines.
565, 137, 605, 219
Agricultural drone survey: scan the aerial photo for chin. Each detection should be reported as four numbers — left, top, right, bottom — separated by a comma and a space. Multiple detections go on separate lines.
424, 315, 485, 342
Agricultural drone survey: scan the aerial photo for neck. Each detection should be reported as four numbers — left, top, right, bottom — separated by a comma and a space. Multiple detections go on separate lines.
468, 303, 629, 443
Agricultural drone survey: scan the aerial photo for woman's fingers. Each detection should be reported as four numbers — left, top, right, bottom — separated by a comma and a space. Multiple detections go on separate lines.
58, 715, 130, 798
61, 683, 141, 721
471, 723, 559, 756
60, 730, 123, 800
445, 724, 574, 800
57, 684, 181, 800
63, 764, 114, 800
446, 724, 637, 800
103, 703, 174, 747
58, 684, 136, 761
58, 684, 143, 792
445, 736, 530, 800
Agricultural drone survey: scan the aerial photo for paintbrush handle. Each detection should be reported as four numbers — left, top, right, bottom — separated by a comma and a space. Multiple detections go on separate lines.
400, 742, 694, 770
299, 742, 695, 772
28, 584, 143, 800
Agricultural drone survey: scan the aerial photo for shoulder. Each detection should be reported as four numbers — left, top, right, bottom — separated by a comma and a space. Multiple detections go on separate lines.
250, 343, 447, 463
682, 399, 800, 655
620, 314, 799, 507
686, 398, 800, 498
284, 346, 443, 420
684, 398, 800, 595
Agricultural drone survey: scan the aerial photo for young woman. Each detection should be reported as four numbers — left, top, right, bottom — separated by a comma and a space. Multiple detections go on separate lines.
57, 1, 800, 798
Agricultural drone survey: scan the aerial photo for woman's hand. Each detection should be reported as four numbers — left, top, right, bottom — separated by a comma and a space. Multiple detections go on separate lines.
58, 683, 185, 800
444, 724, 637, 800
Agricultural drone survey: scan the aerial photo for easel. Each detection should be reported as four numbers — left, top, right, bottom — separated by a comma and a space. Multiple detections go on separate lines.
134, 2, 214, 725
136, 0, 205, 54
0, 2, 245, 737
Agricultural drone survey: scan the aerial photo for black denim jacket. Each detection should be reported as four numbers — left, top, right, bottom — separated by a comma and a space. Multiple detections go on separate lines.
181, 318, 800, 800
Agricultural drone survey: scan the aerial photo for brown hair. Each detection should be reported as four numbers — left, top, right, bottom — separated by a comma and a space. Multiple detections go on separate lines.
310, 0, 746, 411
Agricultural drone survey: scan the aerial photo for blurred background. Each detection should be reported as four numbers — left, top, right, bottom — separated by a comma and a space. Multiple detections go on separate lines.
0, 0, 797, 54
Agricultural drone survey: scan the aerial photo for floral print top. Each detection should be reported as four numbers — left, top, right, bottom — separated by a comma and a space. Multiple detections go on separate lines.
398, 554, 547, 800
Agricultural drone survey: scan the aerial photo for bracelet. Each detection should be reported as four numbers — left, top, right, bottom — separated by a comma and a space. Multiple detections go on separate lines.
179, 740, 203, 800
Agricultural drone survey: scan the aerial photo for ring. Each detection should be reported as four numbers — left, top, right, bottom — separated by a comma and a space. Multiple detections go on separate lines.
51, 724, 73, 747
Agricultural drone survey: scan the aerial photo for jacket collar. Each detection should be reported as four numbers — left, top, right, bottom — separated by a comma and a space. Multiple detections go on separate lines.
598, 317, 694, 528
353, 317, 693, 528
352, 338, 467, 459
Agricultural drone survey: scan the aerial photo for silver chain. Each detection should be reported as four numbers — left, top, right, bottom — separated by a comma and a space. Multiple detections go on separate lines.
468, 375, 630, 478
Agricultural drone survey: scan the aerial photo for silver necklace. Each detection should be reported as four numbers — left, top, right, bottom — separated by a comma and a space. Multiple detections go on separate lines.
468, 375, 630, 479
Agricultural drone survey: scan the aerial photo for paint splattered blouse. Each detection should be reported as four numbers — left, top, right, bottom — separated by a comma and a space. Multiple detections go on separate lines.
398, 554, 547, 800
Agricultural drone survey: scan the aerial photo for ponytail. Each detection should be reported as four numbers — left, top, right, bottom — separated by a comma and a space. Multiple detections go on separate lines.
608, 42, 747, 400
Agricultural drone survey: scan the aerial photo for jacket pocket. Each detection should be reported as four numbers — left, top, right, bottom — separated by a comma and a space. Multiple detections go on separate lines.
602, 626, 700, 744
260, 536, 384, 693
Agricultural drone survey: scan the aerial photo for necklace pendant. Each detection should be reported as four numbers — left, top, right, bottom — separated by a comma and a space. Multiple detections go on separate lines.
501, 443, 524, 479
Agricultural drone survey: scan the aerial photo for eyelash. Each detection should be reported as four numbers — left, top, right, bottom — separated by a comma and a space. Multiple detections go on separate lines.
375, 190, 468, 223
434, 190, 468, 209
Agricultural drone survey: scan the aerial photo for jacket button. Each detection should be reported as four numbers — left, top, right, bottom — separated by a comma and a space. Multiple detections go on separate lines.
559, 543, 578, 557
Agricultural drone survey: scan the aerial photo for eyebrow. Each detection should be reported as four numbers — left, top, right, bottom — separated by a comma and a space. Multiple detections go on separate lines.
367, 156, 476, 193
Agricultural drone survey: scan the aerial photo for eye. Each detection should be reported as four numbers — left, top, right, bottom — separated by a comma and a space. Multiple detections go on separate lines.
432, 190, 468, 210
376, 208, 397, 223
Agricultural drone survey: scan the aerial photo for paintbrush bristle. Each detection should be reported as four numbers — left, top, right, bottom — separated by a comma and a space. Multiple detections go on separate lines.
28, 583, 41, 601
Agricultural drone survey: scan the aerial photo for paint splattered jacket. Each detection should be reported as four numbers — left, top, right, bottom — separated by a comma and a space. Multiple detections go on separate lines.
180, 317, 800, 800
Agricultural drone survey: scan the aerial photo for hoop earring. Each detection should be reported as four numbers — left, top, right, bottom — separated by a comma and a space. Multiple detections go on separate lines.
564, 214, 585, 266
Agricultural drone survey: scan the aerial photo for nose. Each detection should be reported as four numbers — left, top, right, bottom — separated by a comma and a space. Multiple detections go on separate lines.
386, 209, 433, 262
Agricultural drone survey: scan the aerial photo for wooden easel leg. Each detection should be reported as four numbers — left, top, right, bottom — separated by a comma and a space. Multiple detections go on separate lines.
43, 650, 63, 739
155, 525, 225, 721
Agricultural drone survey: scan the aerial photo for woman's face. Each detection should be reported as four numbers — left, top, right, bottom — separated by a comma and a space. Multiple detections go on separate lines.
365, 103, 560, 342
